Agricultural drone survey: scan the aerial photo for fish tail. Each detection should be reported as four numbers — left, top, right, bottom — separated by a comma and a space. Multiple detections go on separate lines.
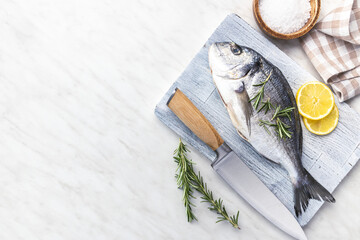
293, 169, 335, 217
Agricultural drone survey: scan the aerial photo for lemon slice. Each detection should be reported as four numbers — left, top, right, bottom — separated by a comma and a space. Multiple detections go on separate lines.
296, 81, 335, 120
303, 105, 339, 135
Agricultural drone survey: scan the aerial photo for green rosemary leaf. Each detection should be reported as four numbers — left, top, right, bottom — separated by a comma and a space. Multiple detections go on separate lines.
278, 125, 283, 138
283, 130, 292, 138
281, 121, 291, 129
280, 106, 295, 112
276, 118, 292, 139
248, 94, 258, 102
253, 93, 262, 110
259, 119, 276, 127
258, 99, 273, 113
272, 106, 295, 120
271, 106, 281, 120
261, 123, 271, 135
257, 102, 267, 112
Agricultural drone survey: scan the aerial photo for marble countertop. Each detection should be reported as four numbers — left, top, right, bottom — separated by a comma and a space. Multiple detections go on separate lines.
1, 0, 360, 239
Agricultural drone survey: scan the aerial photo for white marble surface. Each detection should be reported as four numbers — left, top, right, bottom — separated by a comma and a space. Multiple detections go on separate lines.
0, 0, 360, 239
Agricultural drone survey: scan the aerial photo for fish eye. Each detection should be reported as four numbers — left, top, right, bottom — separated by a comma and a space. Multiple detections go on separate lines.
230, 44, 242, 55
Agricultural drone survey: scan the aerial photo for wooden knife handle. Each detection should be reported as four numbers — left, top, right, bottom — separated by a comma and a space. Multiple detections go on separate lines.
167, 89, 224, 150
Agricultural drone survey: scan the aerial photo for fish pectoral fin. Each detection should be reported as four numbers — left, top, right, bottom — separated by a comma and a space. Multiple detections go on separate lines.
226, 102, 250, 141
226, 103, 241, 127
235, 86, 253, 136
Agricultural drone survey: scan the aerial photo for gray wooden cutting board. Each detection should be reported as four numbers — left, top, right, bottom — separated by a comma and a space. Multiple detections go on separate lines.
154, 14, 360, 226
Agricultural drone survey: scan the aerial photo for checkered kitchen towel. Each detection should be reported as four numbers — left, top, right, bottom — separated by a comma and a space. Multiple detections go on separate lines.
301, 0, 360, 102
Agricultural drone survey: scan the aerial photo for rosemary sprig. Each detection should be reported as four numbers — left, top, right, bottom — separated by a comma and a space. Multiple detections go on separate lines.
271, 105, 294, 138
258, 99, 273, 114
259, 119, 275, 135
250, 70, 295, 139
275, 118, 292, 139
174, 139, 240, 229
259, 117, 293, 139
271, 106, 295, 121
192, 171, 240, 229
173, 140, 197, 222
249, 70, 273, 110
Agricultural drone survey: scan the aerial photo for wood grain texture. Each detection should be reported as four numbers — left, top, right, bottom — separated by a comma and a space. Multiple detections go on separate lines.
154, 14, 360, 226
253, 0, 321, 39
167, 89, 224, 150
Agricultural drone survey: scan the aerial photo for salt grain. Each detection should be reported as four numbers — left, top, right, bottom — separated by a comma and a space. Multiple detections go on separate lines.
259, 0, 311, 34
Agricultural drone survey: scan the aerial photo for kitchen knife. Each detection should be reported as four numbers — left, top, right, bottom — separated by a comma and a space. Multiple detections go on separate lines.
167, 88, 307, 240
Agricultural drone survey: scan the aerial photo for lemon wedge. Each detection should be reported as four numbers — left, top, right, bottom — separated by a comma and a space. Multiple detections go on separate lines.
296, 81, 335, 120
303, 105, 339, 135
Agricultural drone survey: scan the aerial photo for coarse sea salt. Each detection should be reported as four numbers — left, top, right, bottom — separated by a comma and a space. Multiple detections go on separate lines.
259, 0, 311, 34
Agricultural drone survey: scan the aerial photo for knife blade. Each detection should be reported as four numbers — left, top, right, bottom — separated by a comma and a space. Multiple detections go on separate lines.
167, 88, 307, 240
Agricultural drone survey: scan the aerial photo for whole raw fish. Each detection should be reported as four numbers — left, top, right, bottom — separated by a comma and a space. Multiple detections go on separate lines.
208, 42, 335, 216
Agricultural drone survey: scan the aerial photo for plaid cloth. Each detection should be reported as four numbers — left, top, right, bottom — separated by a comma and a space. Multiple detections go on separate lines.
301, 0, 360, 102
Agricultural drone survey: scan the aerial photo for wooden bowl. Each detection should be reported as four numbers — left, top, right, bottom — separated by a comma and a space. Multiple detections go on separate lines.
253, 0, 321, 40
